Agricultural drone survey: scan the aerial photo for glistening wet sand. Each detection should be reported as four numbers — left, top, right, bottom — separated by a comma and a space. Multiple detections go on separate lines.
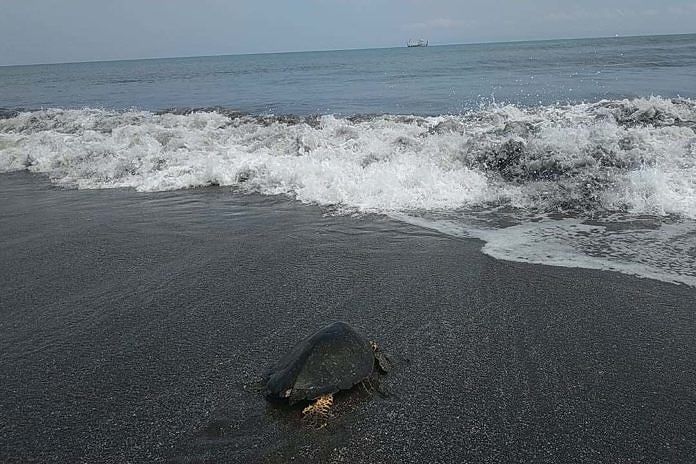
1, 172, 695, 463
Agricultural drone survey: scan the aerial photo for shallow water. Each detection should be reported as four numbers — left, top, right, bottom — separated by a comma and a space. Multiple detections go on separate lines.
2, 34, 695, 286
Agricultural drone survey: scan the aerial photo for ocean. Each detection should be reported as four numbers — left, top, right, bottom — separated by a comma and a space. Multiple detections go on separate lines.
2, 33, 696, 286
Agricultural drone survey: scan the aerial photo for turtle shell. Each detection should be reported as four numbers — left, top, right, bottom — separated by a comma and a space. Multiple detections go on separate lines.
265, 321, 375, 404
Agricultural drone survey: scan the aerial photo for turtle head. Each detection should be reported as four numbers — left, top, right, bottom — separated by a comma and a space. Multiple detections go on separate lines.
370, 341, 392, 373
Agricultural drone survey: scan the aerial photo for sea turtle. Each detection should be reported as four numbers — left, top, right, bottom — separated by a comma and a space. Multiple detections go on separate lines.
264, 321, 390, 421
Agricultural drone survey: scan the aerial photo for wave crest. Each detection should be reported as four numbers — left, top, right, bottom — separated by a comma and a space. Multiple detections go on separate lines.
1, 96, 695, 217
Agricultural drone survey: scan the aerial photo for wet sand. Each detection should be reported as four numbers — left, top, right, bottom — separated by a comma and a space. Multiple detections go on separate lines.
1, 172, 695, 463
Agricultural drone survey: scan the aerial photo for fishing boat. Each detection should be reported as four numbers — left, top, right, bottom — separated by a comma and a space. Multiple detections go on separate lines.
407, 39, 428, 47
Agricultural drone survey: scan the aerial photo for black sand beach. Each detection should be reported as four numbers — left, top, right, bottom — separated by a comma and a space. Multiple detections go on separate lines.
1, 172, 695, 463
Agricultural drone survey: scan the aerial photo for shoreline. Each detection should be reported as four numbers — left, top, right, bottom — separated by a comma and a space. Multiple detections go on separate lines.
1, 172, 695, 463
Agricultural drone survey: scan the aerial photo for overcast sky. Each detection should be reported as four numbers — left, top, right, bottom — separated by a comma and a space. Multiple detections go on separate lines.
1, 0, 695, 65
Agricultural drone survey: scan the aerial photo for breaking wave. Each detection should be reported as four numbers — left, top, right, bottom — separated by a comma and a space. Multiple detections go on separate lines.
2, 97, 696, 286
1, 96, 695, 218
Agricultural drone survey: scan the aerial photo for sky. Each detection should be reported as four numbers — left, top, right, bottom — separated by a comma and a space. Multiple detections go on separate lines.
0, 0, 695, 65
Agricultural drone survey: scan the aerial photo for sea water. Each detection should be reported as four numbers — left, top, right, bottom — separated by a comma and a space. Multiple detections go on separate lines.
1, 34, 695, 286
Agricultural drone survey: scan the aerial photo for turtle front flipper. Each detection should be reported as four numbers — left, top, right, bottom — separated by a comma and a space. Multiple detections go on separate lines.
302, 394, 334, 427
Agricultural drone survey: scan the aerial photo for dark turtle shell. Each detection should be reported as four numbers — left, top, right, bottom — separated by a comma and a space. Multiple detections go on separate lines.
265, 321, 375, 404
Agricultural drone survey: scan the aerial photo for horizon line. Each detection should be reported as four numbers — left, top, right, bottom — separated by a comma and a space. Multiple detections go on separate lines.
1, 31, 694, 68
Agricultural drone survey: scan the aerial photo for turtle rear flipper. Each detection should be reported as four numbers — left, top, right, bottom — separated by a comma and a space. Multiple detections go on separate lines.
302, 394, 334, 428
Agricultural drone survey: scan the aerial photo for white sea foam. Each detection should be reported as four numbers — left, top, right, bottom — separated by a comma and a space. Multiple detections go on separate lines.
2, 97, 695, 285
479, 219, 696, 287
0, 109, 498, 211
394, 214, 696, 287
1, 97, 695, 217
